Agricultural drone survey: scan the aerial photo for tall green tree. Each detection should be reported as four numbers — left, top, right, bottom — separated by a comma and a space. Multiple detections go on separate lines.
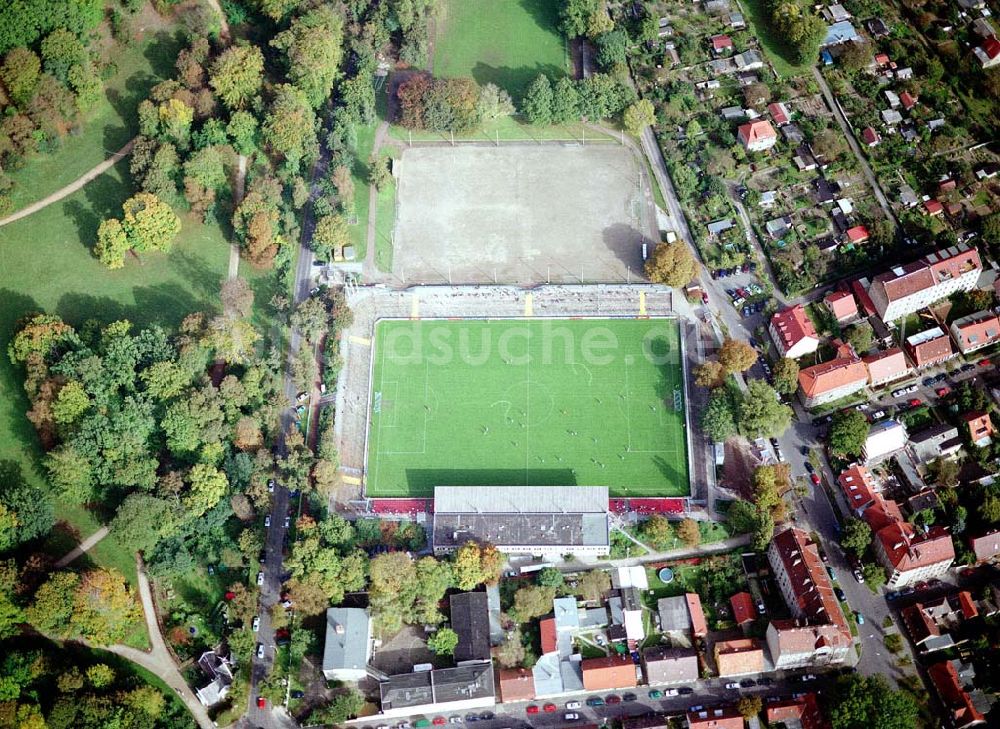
210, 45, 265, 110
828, 410, 869, 459
828, 674, 918, 729
0, 461, 53, 548
522, 74, 554, 125
271, 6, 344, 109
738, 380, 793, 438
262, 83, 318, 173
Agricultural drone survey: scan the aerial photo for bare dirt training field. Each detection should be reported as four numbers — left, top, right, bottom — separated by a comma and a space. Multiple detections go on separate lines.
391, 144, 656, 284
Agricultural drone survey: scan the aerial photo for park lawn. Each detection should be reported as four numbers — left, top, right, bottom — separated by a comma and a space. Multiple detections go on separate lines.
434, 0, 569, 100
374, 148, 398, 273
346, 120, 379, 261
388, 114, 614, 143
6, 32, 184, 212
738, 0, 813, 78
365, 318, 689, 497
0, 159, 230, 575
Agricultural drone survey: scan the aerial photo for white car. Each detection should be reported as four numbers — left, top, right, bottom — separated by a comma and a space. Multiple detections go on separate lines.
566, 701, 581, 709
257, 571, 265, 585
664, 688, 679, 697
725, 682, 740, 690
284, 516, 290, 528
870, 410, 886, 420
256, 643, 265, 659
252, 616, 260, 632
267, 479, 275, 493
264, 515, 271, 527
564, 713, 580, 722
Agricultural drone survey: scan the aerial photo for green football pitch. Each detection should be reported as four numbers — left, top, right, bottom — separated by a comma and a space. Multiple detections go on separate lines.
364, 318, 690, 498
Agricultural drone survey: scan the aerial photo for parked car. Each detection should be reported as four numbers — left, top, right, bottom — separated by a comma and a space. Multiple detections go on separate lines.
257, 697, 266, 708
290, 690, 305, 699
689, 705, 705, 713
678, 687, 694, 695
256, 643, 265, 659
664, 688, 680, 697
586, 697, 604, 707
564, 713, 580, 722
933, 373, 947, 383
448, 718, 462, 724
810, 473, 821, 485
526, 706, 539, 715
855, 611, 865, 625
605, 695, 622, 705
758, 677, 773, 686
853, 568, 865, 583
566, 701, 581, 709
725, 682, 740, 690
935, 386, 950, 397
922, 377, 935, 387
740, 679, 755, 688
979, 358, 991, 367
432, 718, 446, 726
622, 693, 637, 702
961, 363, 975, 373
296, 391, 309, 403
647, 690, 662, 699
543, 703, 557, 713
284, 516, 290, 528
801, 674, 818, 682
264, 515, 271, 527
804, 461, 815, 474
834, 587, 846, 601
252, 616, 260, 632
268, 479, 276, 493
826, 566, 837, 581
256, 571, 264, 585
908, 398, 922, 407
870, 409, 886, 420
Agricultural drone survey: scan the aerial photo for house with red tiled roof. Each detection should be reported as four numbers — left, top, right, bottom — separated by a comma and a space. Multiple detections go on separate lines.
498, 668, 536, 702
737, 120, 777, 152
687, 707, 744, 729
845, 225, 869, 244
838, 464, 879, 514
927, 661, 987, 728
581, 654, 638, 690
950, 311, 1000, 354
906, 327, 955, 369
770, 305, 820, 359
824, 290, 859, 323
766, 528, 852, 668
868, 244, 982, 322
686, 593, 708, 638
539, 617, 557, 655
714, 638, 764, 676
970, 529, 1000, 563
873, 522, 955, 588
900, 91, 917, 111
766, 693, 828, 729
861, 126, 881, 146
974, 36, 1000, 68
797, 343, 868, 407
961, 411, 994, 447
863, 347, 909, 387
730, 592, 757, 626
711, 34, 734, 53
924, 199, 944, 216
768, 102, 790, 126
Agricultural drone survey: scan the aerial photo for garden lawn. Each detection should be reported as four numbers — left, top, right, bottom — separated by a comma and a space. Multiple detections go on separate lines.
6, 32, 184, 212
433, 0, 569, 100
365, 318, 689, 497
738, 0, 813, 78
0, 159, 230, 574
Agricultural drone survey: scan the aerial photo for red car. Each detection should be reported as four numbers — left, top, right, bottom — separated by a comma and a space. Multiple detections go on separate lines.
432, 718, 446, 726
979, 358, 991, 367
908, 398, 922, 407
935, 386, 950, 397
526, 705, 540, 715
701, 292, 709, 304
543, 704, 558, 713
606, 695, 622, 705
810, 473, 821, 485
256, 697, 266, 709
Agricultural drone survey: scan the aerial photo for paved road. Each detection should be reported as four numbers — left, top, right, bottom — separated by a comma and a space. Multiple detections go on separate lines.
54, 525, 109, 568
811, 67, 899, 231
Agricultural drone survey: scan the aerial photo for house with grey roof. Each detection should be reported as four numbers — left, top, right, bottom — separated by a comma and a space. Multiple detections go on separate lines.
195, 650, 234, 707
642, 646, 699, 685
378, 663, 495, 718
451, 592, 491, 664
322, 608, 372, 682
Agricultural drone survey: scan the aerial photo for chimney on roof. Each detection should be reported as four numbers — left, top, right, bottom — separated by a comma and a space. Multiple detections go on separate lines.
335, 623, 345, 635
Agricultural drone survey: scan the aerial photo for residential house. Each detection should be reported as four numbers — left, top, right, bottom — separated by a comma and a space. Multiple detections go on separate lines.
626, 716, 671, 729
708, 218, 735, 236
797, 342, 868, 407
974, 37, 1000, 68
768, 102, 790, 126
687, 707, 745, 729
899, 183, 919, 208
766, 693, 828, 729
861, 126, 881, 146
770, 305, 820, 360
885, 90, 901, 109
431, 485, 610, 557
498, 668, 536, 702
974, 162, 1000, 181
760, 190, 778, 208
734, 50, 763, 70
730, 592, 757, 626
972, 17, 996, 38
906, 327, 955, 369
867, 244, 982, 322
657, 593, 707, 644
863, 347, 909, 387
970, 530, 1000, 563
873, 522, 955, 587
642, 647, 699, 685
863, 420, 907, 463
909, 424, 963, 464
721, 106, 746, 121
581, 655, 638, 691
882, 109, 903, 126
925, 199, 944, 217
927, 661, 987, 728
900, 91, 917, 111
766, 528, 852, 668
950, 311, 1000, 354
823, 4, 852, 22
378, 663, 495, 718
730, 12, 746, 28
451, 592, 491, 663
839, 464, 879, 514
322, 608, 372, 682
825, 290, 859, 323
195, 650, 234, 707
738, 120, 777, 152
714, 638, 765, 676
766, 216, 793, 239
782, 123, 805, 144
900, 594, 974, 653
867, 18, 889, 37
962, 411, 994, 447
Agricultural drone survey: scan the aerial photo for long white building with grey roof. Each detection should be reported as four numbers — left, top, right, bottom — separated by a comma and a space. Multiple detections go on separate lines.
431, 485, 610, 558
322, 608, 372, 682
